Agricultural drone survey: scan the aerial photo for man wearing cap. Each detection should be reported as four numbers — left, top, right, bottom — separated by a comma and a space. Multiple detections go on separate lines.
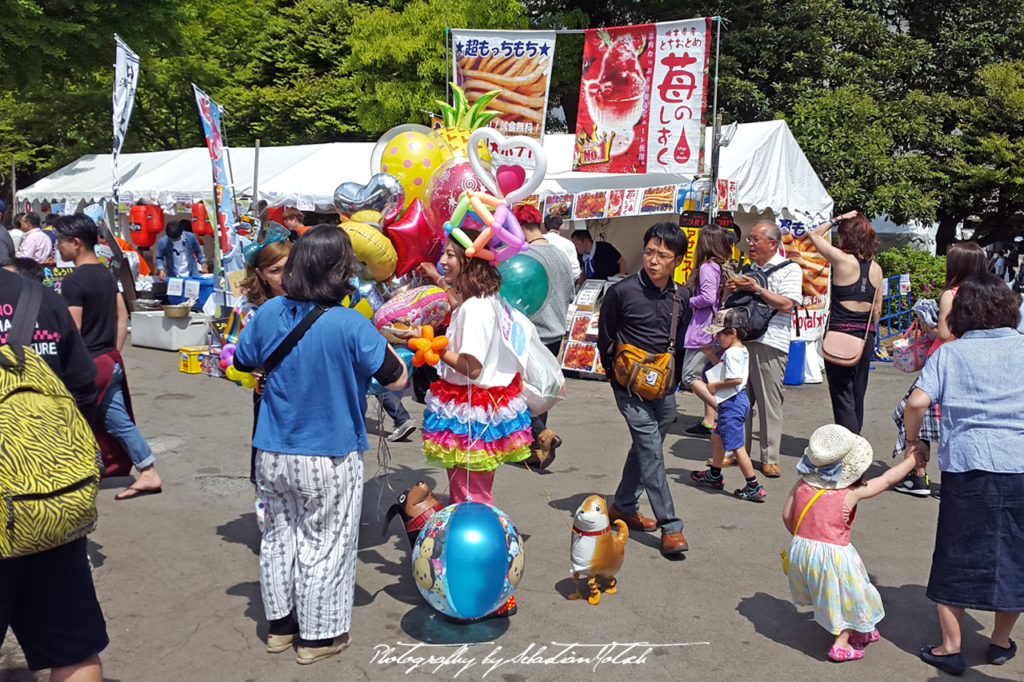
0, 200, 15, 261
724, 220, 802, 478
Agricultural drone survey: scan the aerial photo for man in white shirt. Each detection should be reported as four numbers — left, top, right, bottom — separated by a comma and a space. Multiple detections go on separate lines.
542, 215, 582, 281
724, 221, 802, 478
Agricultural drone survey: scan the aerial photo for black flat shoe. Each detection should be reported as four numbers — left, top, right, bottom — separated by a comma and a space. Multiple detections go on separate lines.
987, 638, 1016, 665
920, 645, 965, 675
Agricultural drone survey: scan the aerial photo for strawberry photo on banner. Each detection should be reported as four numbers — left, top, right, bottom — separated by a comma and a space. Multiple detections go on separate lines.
573, 18, 710, 174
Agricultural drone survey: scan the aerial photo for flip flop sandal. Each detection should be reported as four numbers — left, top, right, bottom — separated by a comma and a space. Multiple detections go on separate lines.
115, 487, 163, 501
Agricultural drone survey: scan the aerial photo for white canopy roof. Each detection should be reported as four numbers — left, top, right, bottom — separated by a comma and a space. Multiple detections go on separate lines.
19, 120, 832, 220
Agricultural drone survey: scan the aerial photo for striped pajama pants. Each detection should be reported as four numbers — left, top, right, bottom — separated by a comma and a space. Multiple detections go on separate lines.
255, 449, 363, 640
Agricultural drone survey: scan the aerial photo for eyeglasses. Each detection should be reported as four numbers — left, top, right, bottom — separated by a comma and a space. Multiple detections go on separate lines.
643, 248, 676, 261
746, 236, 777, 245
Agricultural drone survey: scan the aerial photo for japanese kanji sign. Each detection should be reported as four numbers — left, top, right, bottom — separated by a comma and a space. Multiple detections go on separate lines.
451, 29, 556, 156
573, 18, 710, 175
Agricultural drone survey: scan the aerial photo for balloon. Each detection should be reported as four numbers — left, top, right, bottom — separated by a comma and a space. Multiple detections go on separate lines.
380, 132, 445, 207
370, 123, 433, 177
240, 373, 258, 389
386, 199, 444, 277
430, 127, 493, 164
498, 254, 549, 316
342, 221, 397, 281
412, 502, 523, 621
407, 325, 448, 367
496, 164, 526, 198
334, 173, 405, 226
466, 129, 547, 206
225, 366, 242, 382
373, 286, 450, 344
422, 159, 491, 234
367, 346, 417, 397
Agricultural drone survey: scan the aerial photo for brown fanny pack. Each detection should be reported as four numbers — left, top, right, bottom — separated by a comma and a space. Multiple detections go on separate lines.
612, 288, 681, 401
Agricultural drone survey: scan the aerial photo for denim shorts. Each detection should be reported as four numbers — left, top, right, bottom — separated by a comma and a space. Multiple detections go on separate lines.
927, 470, 1024, 611
714, 392, 750, 451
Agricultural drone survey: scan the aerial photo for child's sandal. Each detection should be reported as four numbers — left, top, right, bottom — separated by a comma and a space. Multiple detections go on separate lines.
828, 645, 865, 662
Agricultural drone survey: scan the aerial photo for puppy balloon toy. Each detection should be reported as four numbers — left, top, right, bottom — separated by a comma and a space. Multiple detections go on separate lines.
569, 495, 628, 605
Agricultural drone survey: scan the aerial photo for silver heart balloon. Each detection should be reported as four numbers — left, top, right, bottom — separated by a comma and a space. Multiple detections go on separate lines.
333, 173, 405, 226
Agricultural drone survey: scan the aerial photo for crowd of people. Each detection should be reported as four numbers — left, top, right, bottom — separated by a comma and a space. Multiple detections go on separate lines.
2, 201, 1023, 677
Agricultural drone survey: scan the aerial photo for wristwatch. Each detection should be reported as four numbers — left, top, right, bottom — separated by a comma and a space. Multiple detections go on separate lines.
755, 284, 763, 295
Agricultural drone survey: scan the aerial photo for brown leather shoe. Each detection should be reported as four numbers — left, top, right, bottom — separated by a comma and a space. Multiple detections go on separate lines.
706, 456, 736, 467
609, 504, 658, 532
761, 463, 781, 478
531, 429, 561, 470
661, 532, 689, 555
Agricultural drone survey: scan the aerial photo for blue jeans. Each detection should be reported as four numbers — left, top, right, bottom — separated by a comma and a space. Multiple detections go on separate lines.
612, 388, 683, 534
99, 362, 155, 470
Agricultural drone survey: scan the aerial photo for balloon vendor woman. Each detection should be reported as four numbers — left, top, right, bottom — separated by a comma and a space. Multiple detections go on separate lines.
417, 228, 533, 505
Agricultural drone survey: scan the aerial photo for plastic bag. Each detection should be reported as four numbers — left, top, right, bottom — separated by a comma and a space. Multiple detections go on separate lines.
520, 330, 567, 416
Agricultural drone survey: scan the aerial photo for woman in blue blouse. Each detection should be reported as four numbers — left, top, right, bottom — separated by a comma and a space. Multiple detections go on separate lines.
904, 274, 1024, 675
234, 226, 407, 665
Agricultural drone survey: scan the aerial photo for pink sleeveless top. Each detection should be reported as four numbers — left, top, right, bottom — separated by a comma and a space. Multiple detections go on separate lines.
793, 481, 857, 546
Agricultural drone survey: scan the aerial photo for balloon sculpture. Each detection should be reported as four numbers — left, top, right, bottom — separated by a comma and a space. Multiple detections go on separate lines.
407, 325, 448, 367
497, 254, 549, 316
412, 502, 524, 621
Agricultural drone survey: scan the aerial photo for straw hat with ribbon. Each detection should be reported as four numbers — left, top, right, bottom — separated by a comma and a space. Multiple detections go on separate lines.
797, 424, 874, 489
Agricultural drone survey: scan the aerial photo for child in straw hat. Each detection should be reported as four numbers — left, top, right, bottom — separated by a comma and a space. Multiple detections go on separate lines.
782, 424, 925, 662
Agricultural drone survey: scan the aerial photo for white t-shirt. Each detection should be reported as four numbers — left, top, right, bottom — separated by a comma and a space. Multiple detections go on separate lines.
748, 253, 802, 353
440, 295, 520, 389
544, 230, 582, 280
170, 238, 190, 276
721, 345, 750, 392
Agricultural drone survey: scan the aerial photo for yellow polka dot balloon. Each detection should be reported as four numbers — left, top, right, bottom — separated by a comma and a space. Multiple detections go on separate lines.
380, 131, 445, 208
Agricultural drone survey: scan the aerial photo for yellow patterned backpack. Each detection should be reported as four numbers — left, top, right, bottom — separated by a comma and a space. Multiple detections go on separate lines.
0, 282, 99, 558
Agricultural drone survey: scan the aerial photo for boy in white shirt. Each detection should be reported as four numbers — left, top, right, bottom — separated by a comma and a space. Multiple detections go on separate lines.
689, 308, 765, 502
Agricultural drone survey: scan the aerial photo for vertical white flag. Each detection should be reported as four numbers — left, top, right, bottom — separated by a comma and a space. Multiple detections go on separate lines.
112, 34, 140, 199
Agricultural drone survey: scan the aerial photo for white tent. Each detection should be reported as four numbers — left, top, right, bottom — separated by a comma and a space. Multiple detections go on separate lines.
18, 121, 832, 228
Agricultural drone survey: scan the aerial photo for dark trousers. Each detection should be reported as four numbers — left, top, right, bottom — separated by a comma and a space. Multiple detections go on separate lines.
824, 333, 874, 434
530, 340, 563, 441
380, 391, 410, 427
612, 387, 683, 533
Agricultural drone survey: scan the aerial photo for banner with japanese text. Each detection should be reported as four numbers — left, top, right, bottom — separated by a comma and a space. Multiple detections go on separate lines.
573, 18, 710, 174
451, 29, 556, 153
192, 85, 236, 254
112, 35, 140, 199
779, 217, 831, 339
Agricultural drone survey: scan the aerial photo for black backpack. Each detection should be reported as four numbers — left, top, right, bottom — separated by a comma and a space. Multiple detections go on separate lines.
721, 260, 799, 341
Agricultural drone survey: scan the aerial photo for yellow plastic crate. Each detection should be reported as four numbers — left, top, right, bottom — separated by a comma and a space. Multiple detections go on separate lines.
179, 346, 207, 374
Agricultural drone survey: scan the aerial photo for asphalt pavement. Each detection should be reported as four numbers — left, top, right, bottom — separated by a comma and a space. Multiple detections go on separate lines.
2, 344, 1018, 682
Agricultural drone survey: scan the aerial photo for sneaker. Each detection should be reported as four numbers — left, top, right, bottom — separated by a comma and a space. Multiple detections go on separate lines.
690, 470, 724, 490
296, 633, 351, 665
387, 420, 416, 443
685, 422, 714, 439
894, 472, 930, 497
734, 484, 767, 502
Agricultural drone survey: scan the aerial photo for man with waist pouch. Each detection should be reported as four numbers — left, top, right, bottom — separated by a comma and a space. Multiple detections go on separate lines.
598, 222, 691, 557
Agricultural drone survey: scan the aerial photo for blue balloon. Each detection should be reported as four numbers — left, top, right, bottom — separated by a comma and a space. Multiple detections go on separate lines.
411, 502, 524, 621
445, 503, 508, 619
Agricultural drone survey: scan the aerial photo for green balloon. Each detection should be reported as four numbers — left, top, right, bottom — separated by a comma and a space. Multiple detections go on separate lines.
498, 254, 549, 316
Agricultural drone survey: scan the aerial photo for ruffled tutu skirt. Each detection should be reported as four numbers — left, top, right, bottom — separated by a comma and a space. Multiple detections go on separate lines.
787, 536, 884, 634
422, 375, 532, 471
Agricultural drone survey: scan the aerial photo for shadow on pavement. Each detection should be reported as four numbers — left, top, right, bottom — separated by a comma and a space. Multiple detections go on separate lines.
737, 591, 825, 658
356, 548, 422, 607
226, 581, 268, 643
216, 513, 261, 556
399, 604, 509, 644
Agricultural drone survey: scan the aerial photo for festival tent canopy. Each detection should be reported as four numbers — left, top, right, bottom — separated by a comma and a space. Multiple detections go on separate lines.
18, 120, 832, 220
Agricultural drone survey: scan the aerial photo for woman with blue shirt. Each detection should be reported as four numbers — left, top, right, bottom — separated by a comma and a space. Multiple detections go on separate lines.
903, 274, 1024, 675
234, 226, 407, 665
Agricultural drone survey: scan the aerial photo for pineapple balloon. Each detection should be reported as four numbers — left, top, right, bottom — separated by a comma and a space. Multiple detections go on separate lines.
432, 84, 501, 162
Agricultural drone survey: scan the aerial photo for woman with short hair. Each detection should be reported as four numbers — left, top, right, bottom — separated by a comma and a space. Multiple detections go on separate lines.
904, 274, 1024, 675
234, 225, 407, 665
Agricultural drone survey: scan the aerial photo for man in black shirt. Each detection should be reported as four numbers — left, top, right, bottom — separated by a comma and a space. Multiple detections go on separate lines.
571, 229, 627, 285
0, 268, 109, 681
56, 215, 162, 500
598, 222, 690, 557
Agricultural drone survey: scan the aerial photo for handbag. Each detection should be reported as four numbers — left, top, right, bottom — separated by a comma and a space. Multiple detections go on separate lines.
612, 286, 681, 401
822, 276, 882, 367
892, 321, 933, 373
780, 488, 825, 576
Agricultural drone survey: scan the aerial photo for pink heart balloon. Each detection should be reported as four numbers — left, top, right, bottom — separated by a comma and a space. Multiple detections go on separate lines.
495, 165, 526, 199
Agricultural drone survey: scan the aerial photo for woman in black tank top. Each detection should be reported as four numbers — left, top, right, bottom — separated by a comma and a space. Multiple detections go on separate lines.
809, 212, 883, 434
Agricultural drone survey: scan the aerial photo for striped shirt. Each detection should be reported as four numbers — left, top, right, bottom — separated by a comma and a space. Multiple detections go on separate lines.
916, 327, 1024, 473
